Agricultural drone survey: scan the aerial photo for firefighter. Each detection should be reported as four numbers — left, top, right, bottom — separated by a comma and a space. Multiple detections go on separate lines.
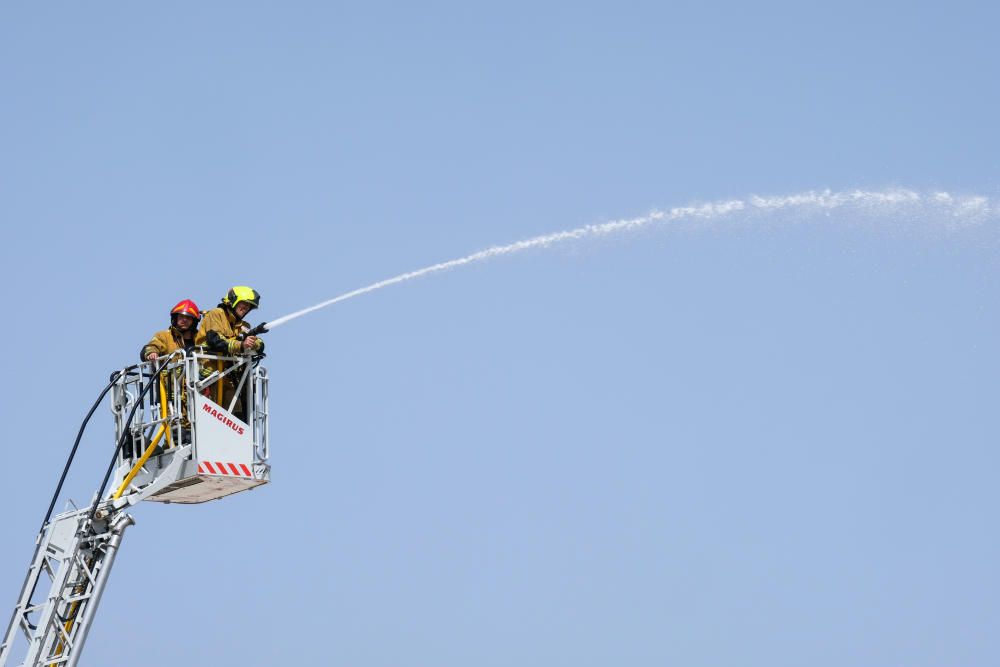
133, 299, 201, 455
196, 286, 264, 420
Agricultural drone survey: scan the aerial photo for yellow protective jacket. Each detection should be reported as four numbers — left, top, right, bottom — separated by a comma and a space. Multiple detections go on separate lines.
196, 306, 265, 356
140, 327, 195, 361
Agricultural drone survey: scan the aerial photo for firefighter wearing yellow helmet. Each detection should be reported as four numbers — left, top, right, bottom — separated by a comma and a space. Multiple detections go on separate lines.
196, 286, 264, 420
196, 286, 265, 356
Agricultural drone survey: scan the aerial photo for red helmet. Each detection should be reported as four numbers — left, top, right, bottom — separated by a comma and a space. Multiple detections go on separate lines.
170, 299, 201, 325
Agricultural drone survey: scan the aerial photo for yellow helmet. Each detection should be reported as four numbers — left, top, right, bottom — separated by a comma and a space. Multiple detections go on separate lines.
222, 286, 261, 311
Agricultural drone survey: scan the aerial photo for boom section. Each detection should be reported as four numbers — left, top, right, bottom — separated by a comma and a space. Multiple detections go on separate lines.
0, 509, 133, 667
1, 352, 270, 667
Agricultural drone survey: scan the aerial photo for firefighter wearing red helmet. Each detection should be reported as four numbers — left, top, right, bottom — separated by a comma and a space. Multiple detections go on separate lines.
140, 299, 201, 362
133, 299, 202, 454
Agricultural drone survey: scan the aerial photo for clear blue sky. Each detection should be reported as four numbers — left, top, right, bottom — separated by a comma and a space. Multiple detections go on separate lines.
2, 2, 999, 665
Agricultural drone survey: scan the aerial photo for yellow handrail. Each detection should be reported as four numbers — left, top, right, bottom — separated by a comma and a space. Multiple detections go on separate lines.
216, 360, 224, 404
112, 426, 165, 500
159, 372, 173, 449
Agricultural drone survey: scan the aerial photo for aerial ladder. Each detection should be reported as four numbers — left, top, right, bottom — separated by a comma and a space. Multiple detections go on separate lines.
0, 350, 270, 667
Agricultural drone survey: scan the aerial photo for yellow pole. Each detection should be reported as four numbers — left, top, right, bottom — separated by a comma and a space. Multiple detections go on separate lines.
216, 360, 224, 404
51, 597, 78, 663
159, 372, 173, 449
50, 557, 92, 666
113, 426, 165, 500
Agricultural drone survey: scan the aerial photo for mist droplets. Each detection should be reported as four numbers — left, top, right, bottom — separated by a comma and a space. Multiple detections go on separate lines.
265, 188, 997, 330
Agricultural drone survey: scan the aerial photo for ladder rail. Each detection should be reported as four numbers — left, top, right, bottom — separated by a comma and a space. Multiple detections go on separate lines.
0, 541, 45, 661
63, 514, 132, 667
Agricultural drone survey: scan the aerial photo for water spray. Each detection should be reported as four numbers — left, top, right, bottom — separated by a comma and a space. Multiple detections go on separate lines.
263, 187, 997, 332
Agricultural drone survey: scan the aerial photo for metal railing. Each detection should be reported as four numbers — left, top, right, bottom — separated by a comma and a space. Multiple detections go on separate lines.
110, 350, 269, 479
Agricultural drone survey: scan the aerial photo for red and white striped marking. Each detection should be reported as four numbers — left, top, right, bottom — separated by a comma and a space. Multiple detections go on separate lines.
198, 461, 253, 478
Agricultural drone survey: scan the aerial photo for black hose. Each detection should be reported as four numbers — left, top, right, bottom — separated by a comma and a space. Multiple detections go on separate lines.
87, 361, 168, 522
38, 365, 140, 534
246, 321, 268, 337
